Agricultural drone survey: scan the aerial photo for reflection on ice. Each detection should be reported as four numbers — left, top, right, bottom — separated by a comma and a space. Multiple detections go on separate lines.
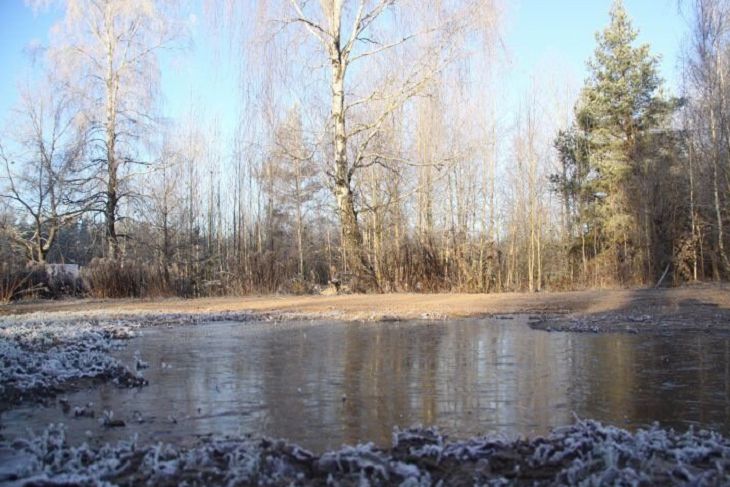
2, 317, 730, 453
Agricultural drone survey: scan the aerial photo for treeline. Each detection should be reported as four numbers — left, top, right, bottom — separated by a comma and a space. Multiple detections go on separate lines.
0, 0, 728, 299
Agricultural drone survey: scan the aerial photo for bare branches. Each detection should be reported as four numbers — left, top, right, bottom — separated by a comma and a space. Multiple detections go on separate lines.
342, 0, 393, 60
347, 32, 417, 63
44, 0, 183, 258
287, 0, 330, 47
0, 72, 90, 263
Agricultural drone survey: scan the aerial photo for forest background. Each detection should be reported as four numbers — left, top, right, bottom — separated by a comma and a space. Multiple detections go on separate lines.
0, 0, 725, 299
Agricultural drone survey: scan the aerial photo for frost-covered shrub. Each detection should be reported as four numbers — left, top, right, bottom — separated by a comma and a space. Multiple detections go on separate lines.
0, 262, 87, 302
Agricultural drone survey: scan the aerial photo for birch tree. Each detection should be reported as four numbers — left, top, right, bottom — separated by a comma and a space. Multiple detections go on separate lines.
239, 0, 496, 291
38, 0, 180, 259
0, 76, 88, 263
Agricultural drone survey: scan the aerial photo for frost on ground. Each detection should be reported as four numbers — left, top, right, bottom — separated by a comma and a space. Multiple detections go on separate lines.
2, 420, 730, 486
0, 319, 147, 407
0, 311, 338, 409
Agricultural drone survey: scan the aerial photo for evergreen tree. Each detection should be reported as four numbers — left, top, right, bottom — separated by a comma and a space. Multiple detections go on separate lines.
555, 0, 674, 284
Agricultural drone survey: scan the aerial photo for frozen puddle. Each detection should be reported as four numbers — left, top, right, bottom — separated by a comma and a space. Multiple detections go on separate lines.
2, 317, 730, 453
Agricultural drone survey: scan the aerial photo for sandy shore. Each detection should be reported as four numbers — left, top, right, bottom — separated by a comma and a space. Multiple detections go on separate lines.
2, 283, 730, 332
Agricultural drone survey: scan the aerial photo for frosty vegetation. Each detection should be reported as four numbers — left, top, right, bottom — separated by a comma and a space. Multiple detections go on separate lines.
0, 319, 146, 405
2, 419, 729, 485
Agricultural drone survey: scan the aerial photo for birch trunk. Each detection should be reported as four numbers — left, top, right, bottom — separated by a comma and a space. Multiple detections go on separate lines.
329, 34, 378, 291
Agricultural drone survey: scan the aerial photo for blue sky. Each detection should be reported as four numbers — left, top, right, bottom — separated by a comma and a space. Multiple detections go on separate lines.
0, 0, 687, 135
504, 0, 685, 87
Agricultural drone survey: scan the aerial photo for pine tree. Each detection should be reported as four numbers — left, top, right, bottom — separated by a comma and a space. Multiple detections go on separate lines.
556, 0, 673, 284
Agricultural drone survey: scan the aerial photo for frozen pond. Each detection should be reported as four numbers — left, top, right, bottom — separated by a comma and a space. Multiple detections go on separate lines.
2, 317, 730, 452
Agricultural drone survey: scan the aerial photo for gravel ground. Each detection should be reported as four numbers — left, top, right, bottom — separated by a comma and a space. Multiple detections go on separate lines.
2, 419, 729, 486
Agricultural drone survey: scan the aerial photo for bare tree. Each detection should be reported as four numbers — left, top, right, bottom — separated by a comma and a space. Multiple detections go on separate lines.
683, 0, 730, 278
268, 107, 322, 278
37, 0, 181, 259
0, 76, 87, 263
237, 0, 496, 290
135, 136, 185, 286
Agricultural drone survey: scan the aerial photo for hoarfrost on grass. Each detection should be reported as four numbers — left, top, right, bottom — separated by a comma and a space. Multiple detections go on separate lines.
3, 420, 730, 485
0, 319, 146, 404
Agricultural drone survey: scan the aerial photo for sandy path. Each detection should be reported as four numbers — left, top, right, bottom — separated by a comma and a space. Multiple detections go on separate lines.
2, 284, 729, 329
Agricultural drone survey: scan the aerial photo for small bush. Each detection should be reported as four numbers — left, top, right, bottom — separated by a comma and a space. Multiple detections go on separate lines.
82, 258, 144, 298
0, 262, 89, 302
0, 264, 55, 302
168, 276, 196, 298
0, 267, 32, 303
277, 277, 317, 295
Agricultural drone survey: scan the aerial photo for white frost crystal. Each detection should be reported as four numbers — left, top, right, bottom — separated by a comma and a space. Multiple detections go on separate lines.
2, 420, 730, 485
0, 319, 145, 402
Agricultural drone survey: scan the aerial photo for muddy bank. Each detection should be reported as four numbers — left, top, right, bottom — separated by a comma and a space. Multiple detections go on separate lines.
2, 419, 728, 486
528, 292, 730, 334
529, 310, 730, 334
3, 284, 730, 333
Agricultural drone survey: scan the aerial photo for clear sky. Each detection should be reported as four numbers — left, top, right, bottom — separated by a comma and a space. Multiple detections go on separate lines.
0, 0, 688, 137
504, 0, 685, 86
